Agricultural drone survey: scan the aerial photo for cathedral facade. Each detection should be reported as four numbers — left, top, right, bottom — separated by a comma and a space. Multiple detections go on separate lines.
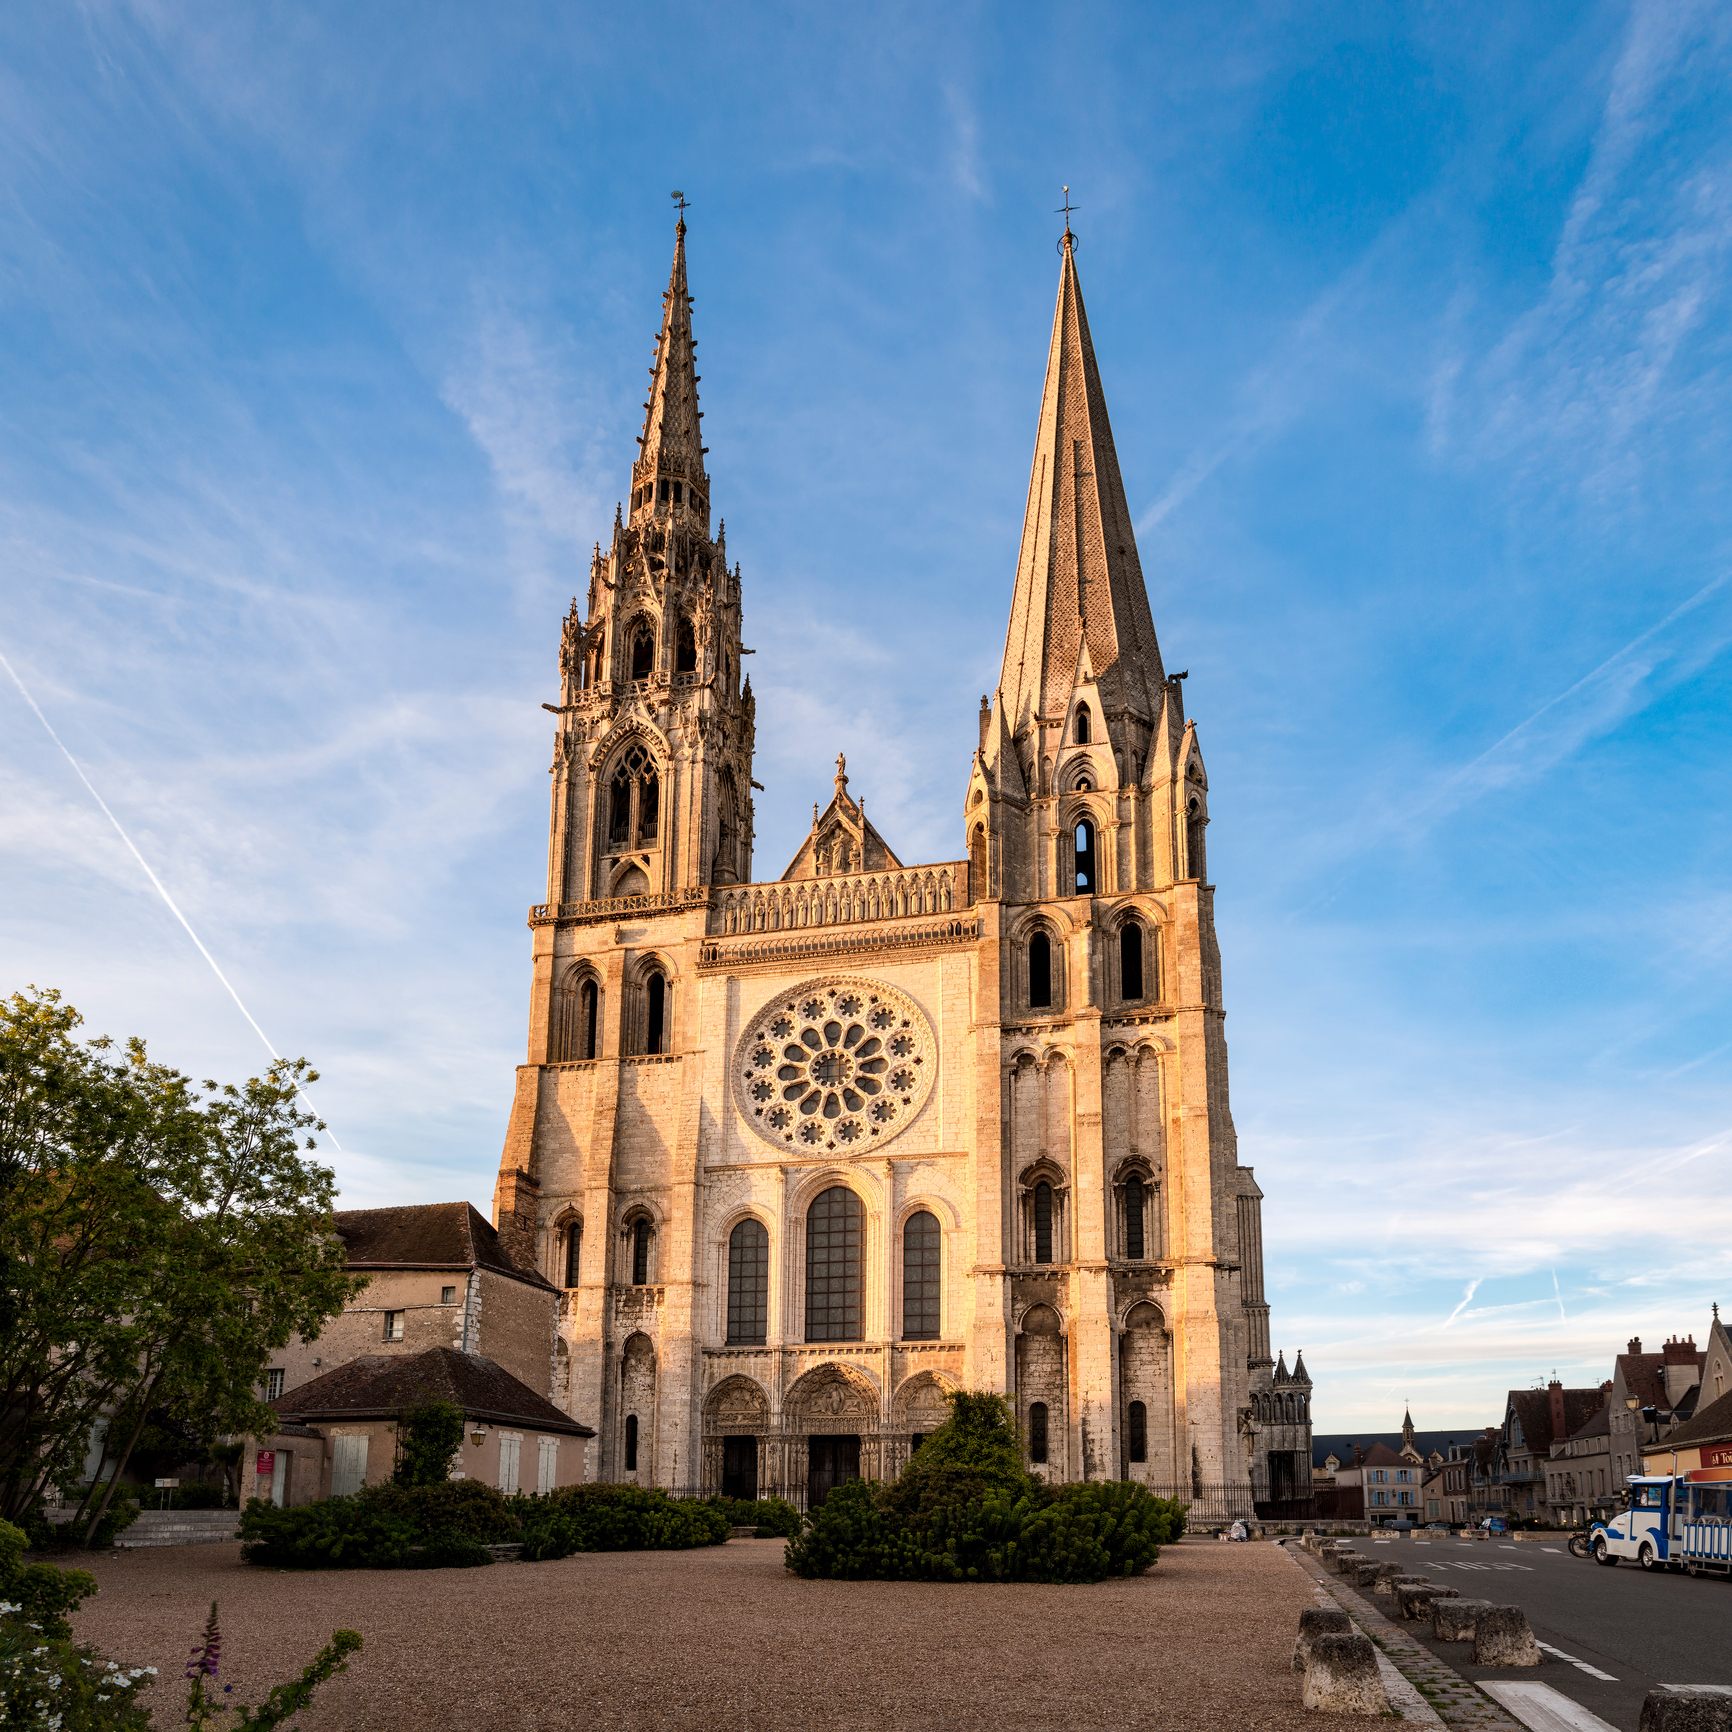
492, 212, 1311, 1513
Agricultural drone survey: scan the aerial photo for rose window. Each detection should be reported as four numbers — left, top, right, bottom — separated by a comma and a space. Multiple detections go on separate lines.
734, 977, 935, 1153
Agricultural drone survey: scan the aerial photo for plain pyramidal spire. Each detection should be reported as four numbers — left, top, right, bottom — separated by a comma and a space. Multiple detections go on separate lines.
629, 193, 709, 529
996, 212, 1165, 734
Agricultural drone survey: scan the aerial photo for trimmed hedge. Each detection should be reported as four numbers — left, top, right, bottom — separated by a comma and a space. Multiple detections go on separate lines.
239, 1480, 729, 1569
704, 1495, 802, 1538
784, 1392, 1187, 1584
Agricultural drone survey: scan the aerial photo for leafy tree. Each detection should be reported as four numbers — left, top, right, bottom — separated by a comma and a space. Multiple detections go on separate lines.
0, 987, 361, 1543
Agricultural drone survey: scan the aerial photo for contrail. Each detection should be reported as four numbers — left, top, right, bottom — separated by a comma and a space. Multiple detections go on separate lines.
1, 646, 343, 1153
1441, 1278, 1481, 1329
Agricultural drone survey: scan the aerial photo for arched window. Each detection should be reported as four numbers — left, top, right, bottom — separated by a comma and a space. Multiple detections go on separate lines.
562, 1220, 582, 1288
608, 743, 659, 849
1186, 798, 1205, 880
1128, 1399, 1148, 1464
1028, 930, 1053, 1009
968, 826, 987, 903
675, 615, 698, 675
1119, 918, 1145, 1001
1028, 1401, 1049, 1465
1074, 817, 1097, 894
628, 620, 655, 682
644, 969, 667, 1055
902, 1211, 941, 1340
624, 1413, 639, 1471
1074, 703, 1091, 744
726, 1219, 769, 1345
804, 1186, 864, 1342
1033, 1181, 1055, 1265
579, 978, 599, 1060
1124, 1173, 1146, 1260
630, 1216, 652, 1286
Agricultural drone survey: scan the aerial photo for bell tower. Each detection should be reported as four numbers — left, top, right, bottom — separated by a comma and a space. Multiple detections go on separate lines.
544, 207, 755, 908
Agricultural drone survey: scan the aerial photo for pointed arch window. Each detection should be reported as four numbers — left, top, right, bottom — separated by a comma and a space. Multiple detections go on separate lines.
562, 1220, 582, 1288
1119, 918, 1145, 1002
608, 743, 659, 849
1028, 931, 1053, 1010
805, 1185, 864, 1343
630, 1216, 653, 1286
726, 1219, 769, 1345
1033, 1181, 1055, 1265
624, 1413, 639, 1471
902, 1211, 941, 1341
1028, 1401, 1049, 1465
968, 826, 987, 903
1074, 818, 1097, 894
627, 619, 655, 682
1128, 1399, 1148, 1464
644, 969, 668, 1055
1074, 703, 1091, 744
579, 978, 599, 1059
675, 615, 698, 675
1123, 1173, 1147, 1260
1185, 798, 1205, 881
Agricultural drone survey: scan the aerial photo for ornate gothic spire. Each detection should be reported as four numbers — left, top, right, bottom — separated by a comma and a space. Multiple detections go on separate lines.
629, 202, 709, 530
996, 224, 1165, 734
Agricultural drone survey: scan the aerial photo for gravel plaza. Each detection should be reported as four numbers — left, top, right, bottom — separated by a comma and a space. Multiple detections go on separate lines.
71, 1536, 1391, 1731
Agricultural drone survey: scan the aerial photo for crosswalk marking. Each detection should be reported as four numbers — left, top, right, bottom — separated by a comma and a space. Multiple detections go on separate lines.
1483, 1681, 1620, 1731
1536, 1642, 1618, 1682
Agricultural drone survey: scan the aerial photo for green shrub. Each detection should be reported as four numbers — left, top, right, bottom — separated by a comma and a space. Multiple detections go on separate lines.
539, 1483, 731, 1550
705, 1495, 802, 1538
393, 1402, 465, 1487
238, 1482, 506, 1570
784, 1390, 1188, 1584
239, 1478, 728, 1568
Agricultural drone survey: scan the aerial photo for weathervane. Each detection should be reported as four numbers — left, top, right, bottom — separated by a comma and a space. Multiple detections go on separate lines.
672, 189, 690, 230
1057, 184, 1079, 246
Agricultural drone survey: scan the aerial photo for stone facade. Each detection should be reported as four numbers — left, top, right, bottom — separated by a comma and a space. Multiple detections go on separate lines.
491, 215, 1307, 1511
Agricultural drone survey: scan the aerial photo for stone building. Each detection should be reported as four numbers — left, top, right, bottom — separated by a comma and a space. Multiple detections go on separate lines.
490, 211, 1307, 1512
245, 1202, 586, 1507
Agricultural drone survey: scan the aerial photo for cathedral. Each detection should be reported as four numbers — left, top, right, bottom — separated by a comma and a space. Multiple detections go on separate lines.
491, 208, 1313, 1514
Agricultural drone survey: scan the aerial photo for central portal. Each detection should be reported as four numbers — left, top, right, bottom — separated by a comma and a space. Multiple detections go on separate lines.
807, 1434, 861, 1508
721, 1436, 758, 1501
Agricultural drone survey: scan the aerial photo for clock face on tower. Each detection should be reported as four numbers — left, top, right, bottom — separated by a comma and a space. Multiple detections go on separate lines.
733, 976, 935, 1154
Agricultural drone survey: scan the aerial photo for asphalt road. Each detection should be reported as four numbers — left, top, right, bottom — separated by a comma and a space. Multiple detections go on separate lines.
1366, 1531, 1732, 1730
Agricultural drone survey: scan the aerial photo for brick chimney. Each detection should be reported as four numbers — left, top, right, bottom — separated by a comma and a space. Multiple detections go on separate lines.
1548, 1377, 1566, 1442
1662, 1335, 1701, 1407
1627, 1337, 1643, 1356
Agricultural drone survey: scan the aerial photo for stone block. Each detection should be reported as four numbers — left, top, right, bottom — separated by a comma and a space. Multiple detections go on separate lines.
1433, 1598, 1492, 1642
1639, 1686, 1732, 1732
1473, 1604, 1542, 1667
1301, 1633, 1390, 1716
1348, 1559, 1385, 1588
1373, 1571, 1429, 1600
1292, 1606, 1352, 1672
1395, 1581, 1458, 1621
1330, 1548, 1364, 1575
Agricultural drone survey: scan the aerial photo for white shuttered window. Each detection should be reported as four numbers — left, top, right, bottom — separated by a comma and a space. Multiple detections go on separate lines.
331, 1434, 369, 1497
497, 1433, 521, 1494
537, 1436, 559, 1494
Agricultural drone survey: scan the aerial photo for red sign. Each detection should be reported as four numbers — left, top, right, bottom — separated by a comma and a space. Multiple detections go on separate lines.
255, 1450, 276, 1478
1705, 1443, 1732, 1470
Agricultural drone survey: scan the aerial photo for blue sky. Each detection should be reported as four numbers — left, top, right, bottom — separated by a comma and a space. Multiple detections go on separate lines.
3, 2, 1729, 1432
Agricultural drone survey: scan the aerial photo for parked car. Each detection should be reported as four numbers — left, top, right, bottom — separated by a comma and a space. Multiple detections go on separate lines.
1477, 1516, 1508, 1534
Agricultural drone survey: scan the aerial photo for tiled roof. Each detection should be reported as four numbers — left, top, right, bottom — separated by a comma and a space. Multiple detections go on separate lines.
1311, 1429, 1471, 1470
273, 1347, 594, 1437
1668, 1386, 1732, 1450
1506, 1388, 1604, 1454
1566, 1404, 1611, 1442
333, 1202, 550, 1289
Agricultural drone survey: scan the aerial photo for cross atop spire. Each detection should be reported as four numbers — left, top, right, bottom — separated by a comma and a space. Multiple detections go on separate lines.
1057, 183, 1078, 242
996, 227, 1165, 736
629, 202, 709, 530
